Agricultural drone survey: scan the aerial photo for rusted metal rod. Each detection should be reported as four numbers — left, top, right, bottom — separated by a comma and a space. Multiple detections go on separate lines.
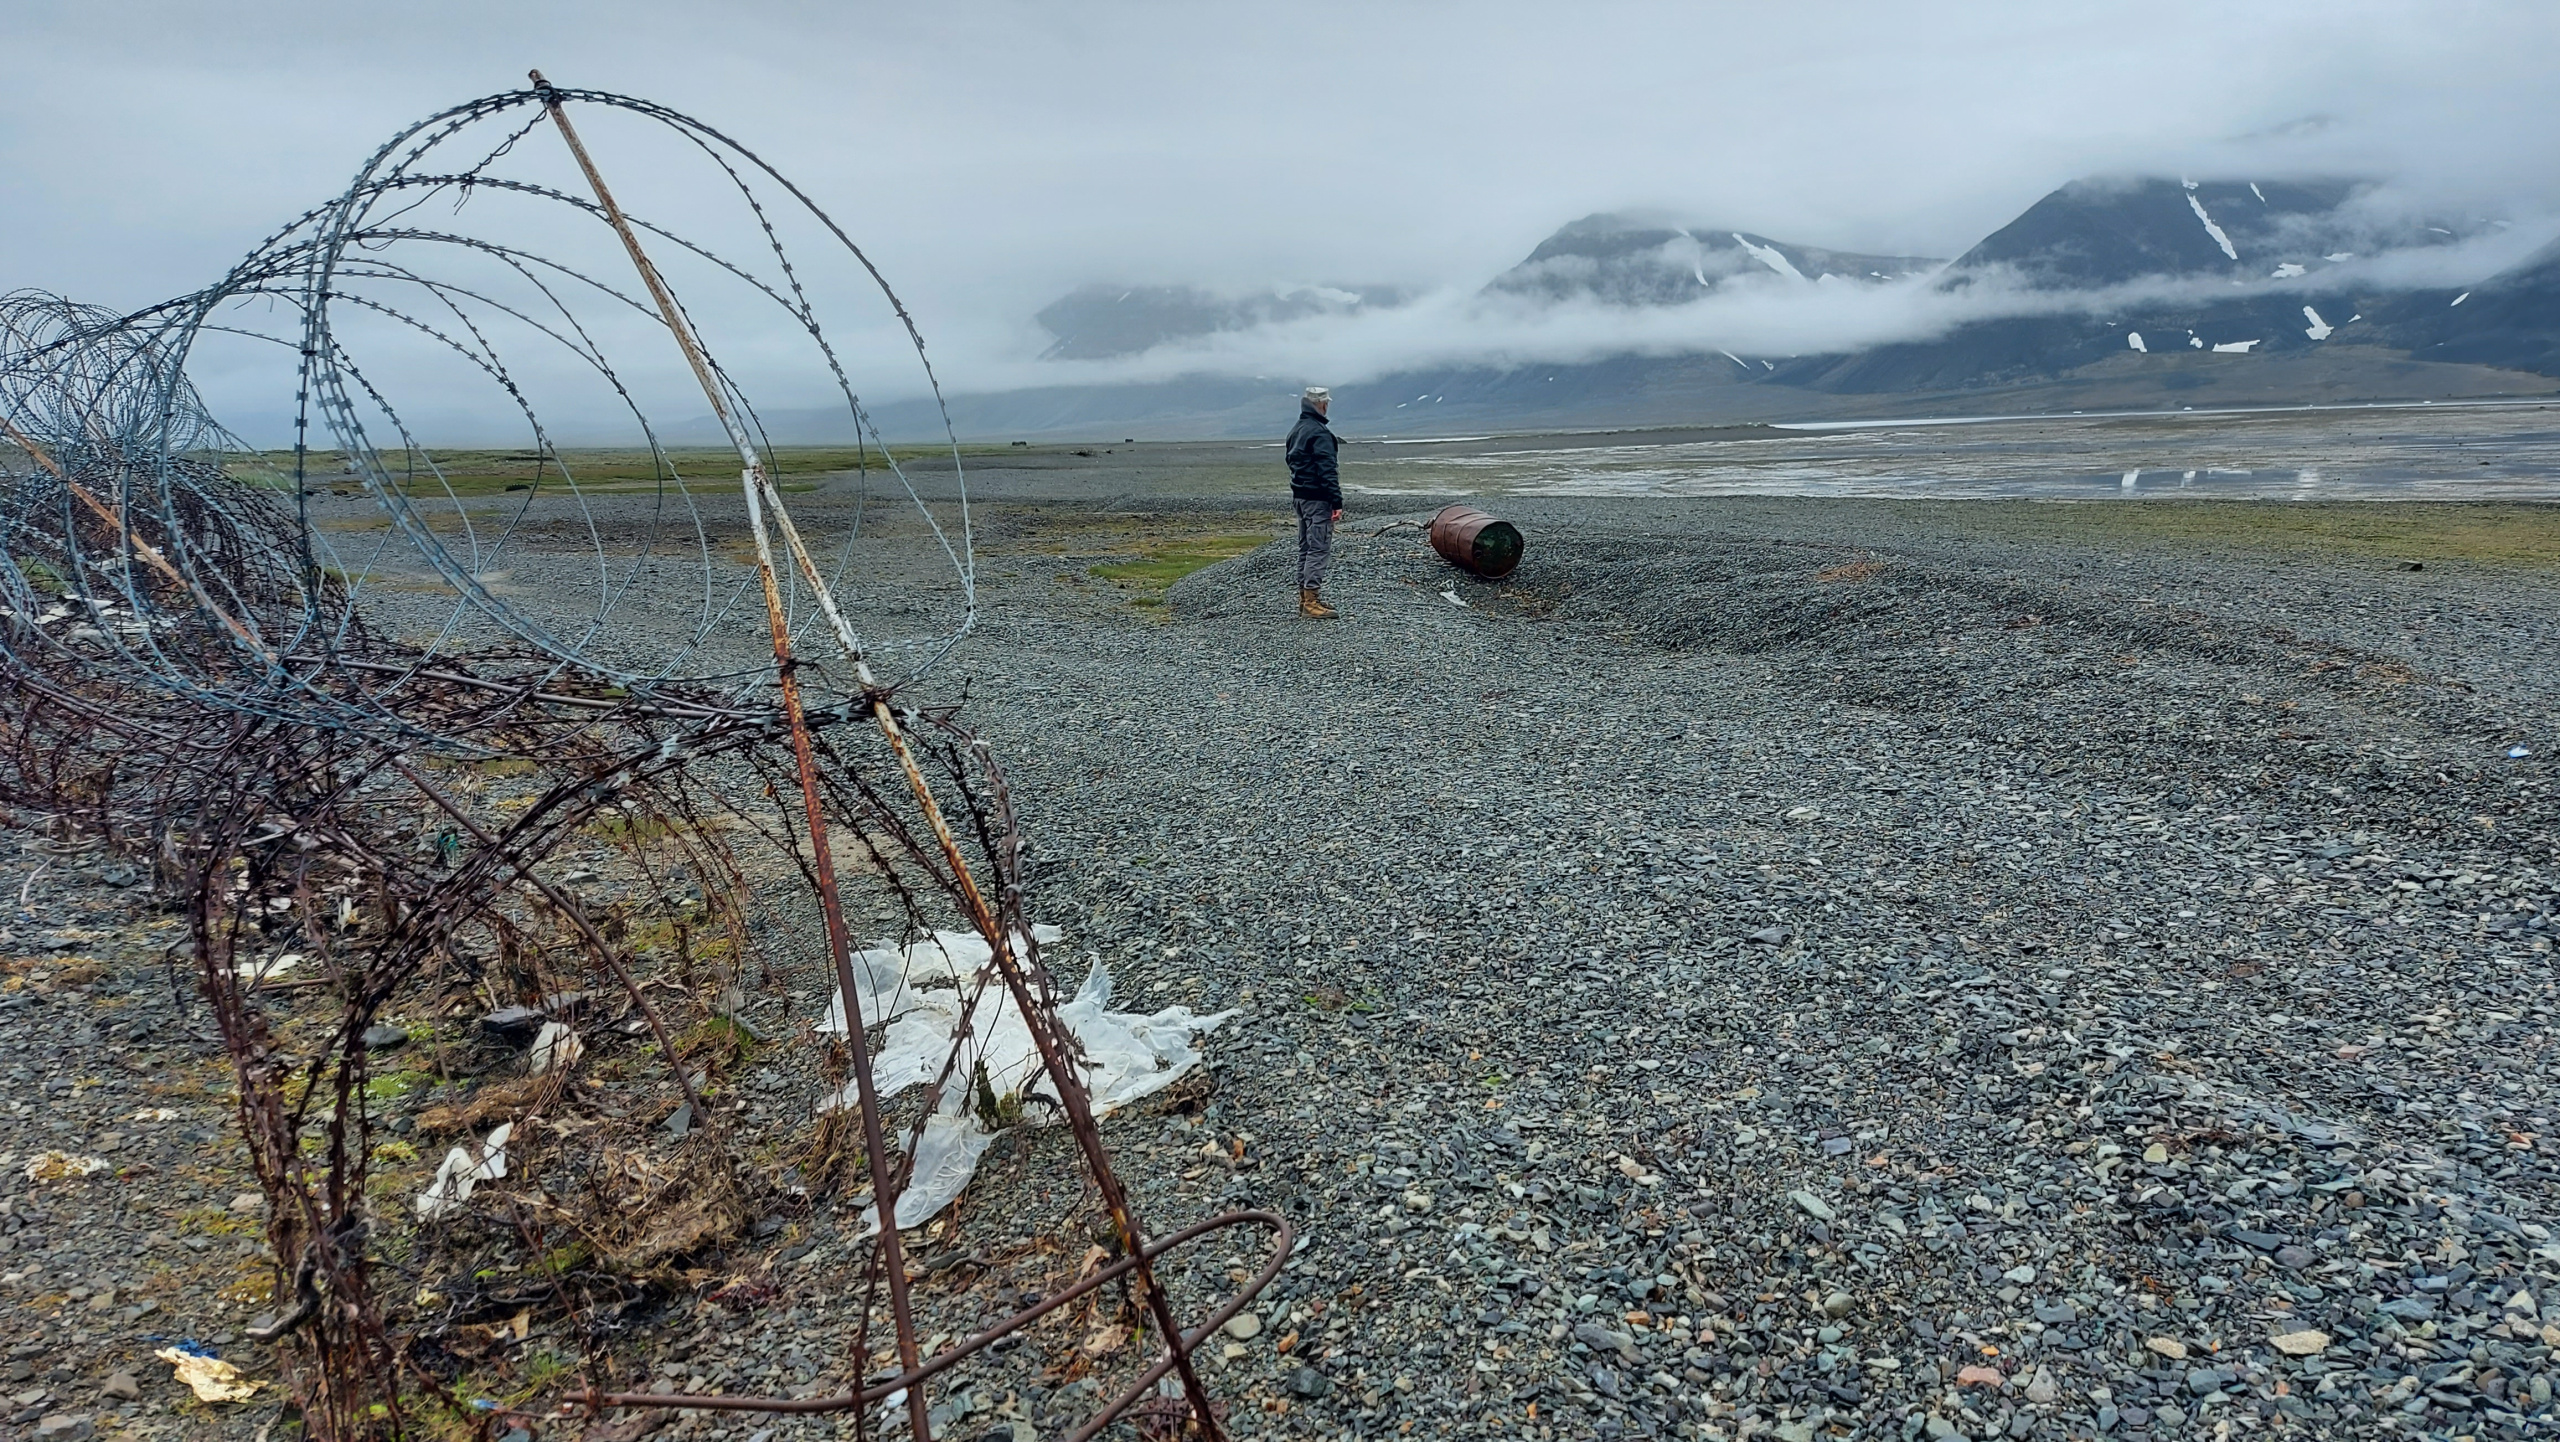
580, 1208, 1293, 1419
528, 69, 933, 1441
530, 69, 1231, 1440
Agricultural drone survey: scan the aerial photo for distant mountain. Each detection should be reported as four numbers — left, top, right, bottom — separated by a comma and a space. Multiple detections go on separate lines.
1942, 177, 2388, 289
813, 177, 2559, 441
1484, 212, 1938, 307
2395, 235, 2560, 375
1783, 176, 2508, 393
1034, 283, 1412, 359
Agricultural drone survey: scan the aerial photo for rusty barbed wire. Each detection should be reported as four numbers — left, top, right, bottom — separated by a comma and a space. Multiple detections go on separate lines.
1, 76, 1280, 1442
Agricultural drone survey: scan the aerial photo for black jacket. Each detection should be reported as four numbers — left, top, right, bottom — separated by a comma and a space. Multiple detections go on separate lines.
1284, 402, 1340, 508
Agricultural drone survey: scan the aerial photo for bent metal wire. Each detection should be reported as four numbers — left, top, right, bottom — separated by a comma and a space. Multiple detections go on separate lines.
0, 75, 1281, 1441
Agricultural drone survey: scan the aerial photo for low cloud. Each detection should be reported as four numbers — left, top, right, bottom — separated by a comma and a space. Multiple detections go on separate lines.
947, 218, 2560, 396
12, 0, 2560, 438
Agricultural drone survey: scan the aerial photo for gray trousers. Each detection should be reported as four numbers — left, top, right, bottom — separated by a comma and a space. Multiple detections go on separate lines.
1295, 494, 1335, 590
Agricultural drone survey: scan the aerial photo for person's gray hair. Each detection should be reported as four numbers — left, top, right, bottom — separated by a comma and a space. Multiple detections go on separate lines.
1302, 386, 1330, 403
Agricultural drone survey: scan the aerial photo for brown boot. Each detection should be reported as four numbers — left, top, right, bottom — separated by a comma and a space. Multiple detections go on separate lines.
1299, 587, 1338, 619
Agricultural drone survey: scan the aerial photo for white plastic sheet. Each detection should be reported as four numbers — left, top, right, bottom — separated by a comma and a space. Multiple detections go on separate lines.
892, 1097, 1003, 1231
416, 1122, 512, 1219
528, 1020, 584, 1073
824, 927, 1235, 1234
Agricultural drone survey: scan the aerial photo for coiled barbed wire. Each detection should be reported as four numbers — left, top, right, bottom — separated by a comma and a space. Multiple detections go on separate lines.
1, 81, 1274, 1442
2, 82, 972, 748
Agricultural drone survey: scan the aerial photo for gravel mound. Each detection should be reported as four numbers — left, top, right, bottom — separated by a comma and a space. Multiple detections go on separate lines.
1079, 500, 2560, 1441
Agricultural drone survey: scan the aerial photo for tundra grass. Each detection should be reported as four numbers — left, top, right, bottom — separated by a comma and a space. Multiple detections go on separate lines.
1960, 500, 2560, 568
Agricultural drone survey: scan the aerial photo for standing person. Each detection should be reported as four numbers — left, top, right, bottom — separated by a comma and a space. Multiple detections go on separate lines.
1284, 385, 1342, 619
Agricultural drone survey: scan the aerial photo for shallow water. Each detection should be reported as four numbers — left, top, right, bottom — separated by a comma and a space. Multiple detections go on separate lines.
1346, 400, 2560, 501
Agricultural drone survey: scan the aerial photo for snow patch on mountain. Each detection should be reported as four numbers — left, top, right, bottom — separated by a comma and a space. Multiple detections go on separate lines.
1732, 233, 1807, 281
1483, 213, 1938, 308
2186, 191, 2241, 261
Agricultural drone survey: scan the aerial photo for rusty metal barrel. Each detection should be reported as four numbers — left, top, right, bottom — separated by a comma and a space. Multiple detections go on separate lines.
1428, 505, 1525, 579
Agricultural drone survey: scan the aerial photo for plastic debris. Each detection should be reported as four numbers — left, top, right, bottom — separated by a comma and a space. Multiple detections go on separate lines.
891, 1102, 1005, 1231
154, 1347, 262, 1402
23, 1151, 109, 1182
2510, 745, 2532, 759
820, 925, 1062, 1034
824, 927, 1236, 1233
1439, 590, 1467, 608
416, 1123, 513, 1219
232, 952, 300, 985
527, 1020, 584, 1074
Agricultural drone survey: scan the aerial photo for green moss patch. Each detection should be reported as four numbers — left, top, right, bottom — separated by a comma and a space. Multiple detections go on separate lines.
1089, 533, 1272, 605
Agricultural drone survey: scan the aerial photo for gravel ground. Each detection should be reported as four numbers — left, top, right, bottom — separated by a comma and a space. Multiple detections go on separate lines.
5, 489, 2557, 1442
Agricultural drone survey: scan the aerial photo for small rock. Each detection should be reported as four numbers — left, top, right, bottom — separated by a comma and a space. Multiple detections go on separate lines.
1401, 1190, 1432, 1214
2145, 1336, 2187, 1361
664, 1102, 693, 1139
2274, 1244, 2317, 1271
479, 1006, 544, 1041
1572, 1323, 1638, 1358
2024, 1366, 2059, 1405
2141, 1143, 2169, 1165
1821, 1291, 1854, 1319
1747, 926, 1788, 946
227, 1193, 262, 1214
359, 1024, 409, 1052
2269, 1329, 2329, 1357
1221, 1313, 1262, 1340
1956, 1363, 2005, 1388
34, 1417, 94, 1441
1788, 1190, 1835, 1223
1924, 1417, 1962, 1440
1285, 1366, 1331, 1399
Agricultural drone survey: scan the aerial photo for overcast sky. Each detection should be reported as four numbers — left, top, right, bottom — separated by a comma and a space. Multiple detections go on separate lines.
10, 0, 2560, 419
